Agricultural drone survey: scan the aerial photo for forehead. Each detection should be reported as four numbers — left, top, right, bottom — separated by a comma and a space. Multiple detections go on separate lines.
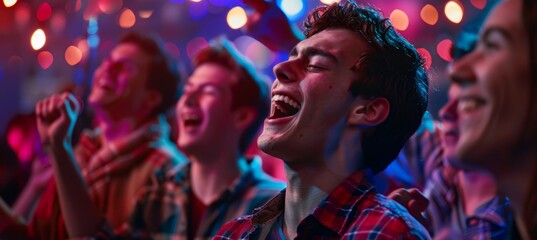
188, 63, 236, 86
481, 0, 524, 39
298, 28, 371, 61
110, 43, 149, 65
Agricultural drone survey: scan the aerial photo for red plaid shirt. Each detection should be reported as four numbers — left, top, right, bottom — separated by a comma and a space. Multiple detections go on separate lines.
28, 116, 187, 240
214, 171, 431, 239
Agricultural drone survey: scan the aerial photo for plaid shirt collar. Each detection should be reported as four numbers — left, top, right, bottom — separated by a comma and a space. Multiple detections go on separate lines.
251, 170, 374, 235
469, 196, 512, 228
166, 156, 269, 200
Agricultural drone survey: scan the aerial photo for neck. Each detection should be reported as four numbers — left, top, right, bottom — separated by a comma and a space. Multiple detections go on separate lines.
495, 151, 537, 239
189, 148, 244, 205
283, 149, 364, 238
458, 170, 497, 216
283, 165, 331, 240
281, 126, 365, 239
97, 111, 151, 145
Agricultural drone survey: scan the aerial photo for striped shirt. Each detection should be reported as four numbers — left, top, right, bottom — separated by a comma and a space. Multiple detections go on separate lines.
29, 116, 186, 240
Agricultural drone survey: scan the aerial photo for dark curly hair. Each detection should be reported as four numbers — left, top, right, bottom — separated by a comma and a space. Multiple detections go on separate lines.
118, 31, 181, 116
304, 1, 429, 173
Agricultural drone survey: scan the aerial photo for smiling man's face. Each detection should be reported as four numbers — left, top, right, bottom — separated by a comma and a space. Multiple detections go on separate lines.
258, 28, 371, 164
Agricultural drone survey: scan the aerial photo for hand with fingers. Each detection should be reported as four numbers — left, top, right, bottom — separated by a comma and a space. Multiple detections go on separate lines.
241, 0, 304, 51
35, 93, 81, 149
388, 188, 432, 232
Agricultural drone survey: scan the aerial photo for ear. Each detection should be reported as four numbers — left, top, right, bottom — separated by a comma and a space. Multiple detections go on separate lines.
233, 107, 257, 131
348, 97, 390, 127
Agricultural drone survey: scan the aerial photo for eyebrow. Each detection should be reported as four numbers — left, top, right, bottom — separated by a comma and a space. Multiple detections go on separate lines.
289, 46, 339, 63
481, 27, 513, 43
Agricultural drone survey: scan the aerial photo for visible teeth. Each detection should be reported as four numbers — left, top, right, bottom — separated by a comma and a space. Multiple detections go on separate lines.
182, 113, 200, 120
271, 94, 300, 109
458, 99, 479, 112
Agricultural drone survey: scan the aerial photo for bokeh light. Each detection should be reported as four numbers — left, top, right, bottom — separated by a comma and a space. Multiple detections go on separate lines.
65, 0, 82, 13
235, 36, 275, 69
37, 51, 54, 70
186, 37, 208, 58
77, 39, 89, 62
470, 0, 487, 9
437, 39, 453, 62
320, 0, 340, 5
279, 0, 304, 21
14, 2, 31, 28
420, 4, 438, 26
31, 29, 46, 50
139, 10, 154, 19
65, 45, 82, 66
3, 0, 17, 8
390, 9, 409, 31
7, 127, 23, 154
88, 34, 100, 48
445, 1, 463, 24
227, 6, 247, 30
98, 0, 123, 14
417, 48, 432, 70
36, 2, 52, 22
50, 12, 66, 33
119, 8, 136, 28
245, 41, 274, 69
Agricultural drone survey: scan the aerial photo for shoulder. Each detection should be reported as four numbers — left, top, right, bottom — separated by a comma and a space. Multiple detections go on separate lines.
213, 215, 255, 240
345, 193, 431, 239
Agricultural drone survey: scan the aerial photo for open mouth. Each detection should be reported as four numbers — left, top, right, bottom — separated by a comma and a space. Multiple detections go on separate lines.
95, 78, 115, 91
268, 94, 301, 120
182, 113, 202, 127
458, 97, 485, 113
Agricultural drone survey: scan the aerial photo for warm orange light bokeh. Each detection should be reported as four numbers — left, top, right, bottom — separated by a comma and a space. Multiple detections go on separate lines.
421, 4, 439, 26
65, 45, 82, 66
227, 6, 247, 30
119, 8, 136, 28
390, 9, 409, 31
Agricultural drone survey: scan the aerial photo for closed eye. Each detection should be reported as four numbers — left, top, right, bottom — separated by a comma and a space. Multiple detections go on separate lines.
307, 65, 326, 72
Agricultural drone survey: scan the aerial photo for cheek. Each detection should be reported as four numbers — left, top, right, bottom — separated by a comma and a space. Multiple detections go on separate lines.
479, 68, 532, 153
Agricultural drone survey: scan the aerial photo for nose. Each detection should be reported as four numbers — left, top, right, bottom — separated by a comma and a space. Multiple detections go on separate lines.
99, 60, 121, 80
448, 52, 477, 87
180, 89, 199, 108
439, 97, 458, 123
273, 59, 298, 83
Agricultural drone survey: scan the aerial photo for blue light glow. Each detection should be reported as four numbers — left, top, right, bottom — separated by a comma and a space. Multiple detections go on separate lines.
277, 0, 305, 21
189, 1, 209, 19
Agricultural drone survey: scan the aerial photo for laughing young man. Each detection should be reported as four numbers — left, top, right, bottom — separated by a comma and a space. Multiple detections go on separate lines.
215, 1, 430, 239
26, 39, 284, 239
0, 32, 186, 239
